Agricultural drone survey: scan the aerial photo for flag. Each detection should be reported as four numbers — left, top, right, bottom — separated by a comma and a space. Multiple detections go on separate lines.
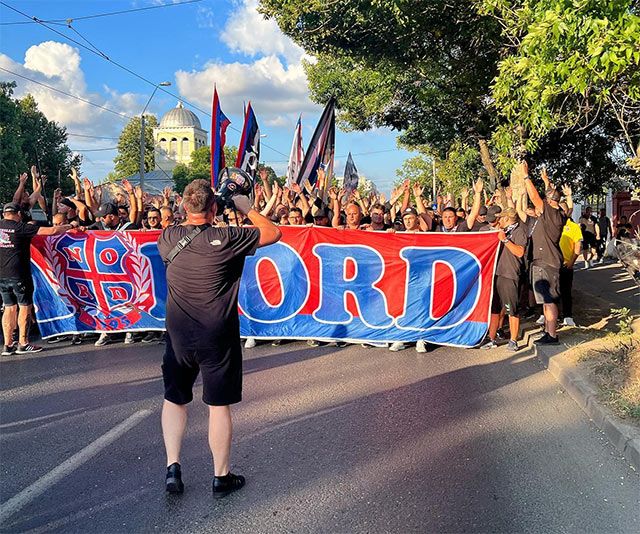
286, 115, 304, 187
296, 99, 335, 192
342, 152, 359, 193
235, 102, 260, 178
211, 86, 230, 189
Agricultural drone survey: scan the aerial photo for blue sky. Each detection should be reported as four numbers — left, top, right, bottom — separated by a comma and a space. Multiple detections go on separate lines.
0, 0, 414, 194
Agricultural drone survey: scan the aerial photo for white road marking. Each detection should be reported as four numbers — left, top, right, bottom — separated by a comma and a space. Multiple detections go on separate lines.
0, 409, 152, 523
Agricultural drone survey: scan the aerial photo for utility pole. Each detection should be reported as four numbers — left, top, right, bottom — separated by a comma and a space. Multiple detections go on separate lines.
140, 115, 145, 191
432, 158, 437, 202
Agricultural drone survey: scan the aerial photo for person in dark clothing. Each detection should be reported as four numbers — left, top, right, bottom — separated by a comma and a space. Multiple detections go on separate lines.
0, 203, 71, 355
479, 208, 527, 352
596, 208, 612, 262
519, 162, 568, 344
157, 179, 281, 498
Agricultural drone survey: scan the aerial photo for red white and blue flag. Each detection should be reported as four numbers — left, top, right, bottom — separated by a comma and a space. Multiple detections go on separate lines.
30, 229, 500, 348
286, 115, 304, 187
211, 86, 230, 189
235, 102, 260, 178
296, 99, 335, 193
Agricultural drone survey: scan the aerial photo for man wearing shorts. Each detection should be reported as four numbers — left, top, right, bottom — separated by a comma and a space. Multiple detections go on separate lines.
1, 202, 71, 355
519, 164, 567, 345
157, 179, 280, 498
479, 208, 527, 352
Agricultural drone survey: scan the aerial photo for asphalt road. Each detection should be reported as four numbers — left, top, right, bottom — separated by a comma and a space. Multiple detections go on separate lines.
1, 334, 638, 534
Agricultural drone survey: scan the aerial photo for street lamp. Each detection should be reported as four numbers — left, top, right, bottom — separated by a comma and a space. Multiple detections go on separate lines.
140, 81, 171, 191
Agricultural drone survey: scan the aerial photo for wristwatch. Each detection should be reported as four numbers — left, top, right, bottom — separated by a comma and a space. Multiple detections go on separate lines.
501, 238, 509, 244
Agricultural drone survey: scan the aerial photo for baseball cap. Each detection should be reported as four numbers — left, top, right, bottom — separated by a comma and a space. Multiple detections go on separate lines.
403, 207, 418, 217
59, 198, 75, 210
95, 202, 119, 218
486, 205, 502, 223
3, 202, 21, 214
546, 188, 561, 202
478, 206, 488, 216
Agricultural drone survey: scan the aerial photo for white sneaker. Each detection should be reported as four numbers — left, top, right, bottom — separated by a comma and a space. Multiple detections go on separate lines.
95, 333, 109, 347
244, 337, 256, 349
416, 339, 427, 353
124, 332, 134, 344
563, 317, 576, 327
388, 342, 407, 352
535, 314, 546, 325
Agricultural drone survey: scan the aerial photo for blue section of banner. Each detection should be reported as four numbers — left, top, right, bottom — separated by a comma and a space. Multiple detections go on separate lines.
240, 315, 487, 348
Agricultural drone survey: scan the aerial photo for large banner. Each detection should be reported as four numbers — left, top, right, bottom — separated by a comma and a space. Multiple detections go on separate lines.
30, 228, 500, 347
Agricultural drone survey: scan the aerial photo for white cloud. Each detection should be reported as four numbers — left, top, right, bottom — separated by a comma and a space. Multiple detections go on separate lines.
221, 0, 306, 63
175, 54, 319, 120
0, 41, 142, 136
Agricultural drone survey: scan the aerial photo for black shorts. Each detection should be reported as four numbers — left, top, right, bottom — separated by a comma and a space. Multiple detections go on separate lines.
530, 264, 560, 305
0, 278, 33, 307
162, 332, 242, 406
491, 276, 520, 316
583, 231, 597, 249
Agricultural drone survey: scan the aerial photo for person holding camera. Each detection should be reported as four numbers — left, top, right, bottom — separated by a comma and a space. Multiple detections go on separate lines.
157, 179, 280, 499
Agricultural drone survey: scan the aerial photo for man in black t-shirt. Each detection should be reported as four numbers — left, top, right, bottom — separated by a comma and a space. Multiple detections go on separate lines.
157, 179, 281, 498
479, 208, 527, 352
596, 208, 612, 262
0, 203, 71, 355
519, 162, 567, 345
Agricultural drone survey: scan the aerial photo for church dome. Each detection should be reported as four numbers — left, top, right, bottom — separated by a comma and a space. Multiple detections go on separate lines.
159, 101, 201, 129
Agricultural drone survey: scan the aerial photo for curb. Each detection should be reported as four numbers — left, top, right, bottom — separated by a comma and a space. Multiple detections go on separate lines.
522, 327, 640, 471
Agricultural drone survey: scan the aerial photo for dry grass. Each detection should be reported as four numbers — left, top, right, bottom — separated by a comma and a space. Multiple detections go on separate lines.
572, 333, 640, 423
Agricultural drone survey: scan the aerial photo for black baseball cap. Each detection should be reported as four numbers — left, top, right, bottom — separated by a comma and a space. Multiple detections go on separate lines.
478, 206, 488, 217
486, 205, 502, 223
95, 203, 119, 218
3, 202, 21, 214
403, 207, 418, 217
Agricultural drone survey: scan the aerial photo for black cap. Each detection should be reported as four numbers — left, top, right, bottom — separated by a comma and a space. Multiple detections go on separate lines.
3, 202, 21, 214
403, 207, 418, 217
486, 205, 502, 223
59, 198, 75, 210
478, 206, 488, 216
95, 202, 119, 218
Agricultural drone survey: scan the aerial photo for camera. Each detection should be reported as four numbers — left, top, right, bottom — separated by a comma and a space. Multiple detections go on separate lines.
215, 167, 253, 213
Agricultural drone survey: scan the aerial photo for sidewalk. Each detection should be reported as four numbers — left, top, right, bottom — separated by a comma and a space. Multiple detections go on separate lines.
524, 260, 640, 469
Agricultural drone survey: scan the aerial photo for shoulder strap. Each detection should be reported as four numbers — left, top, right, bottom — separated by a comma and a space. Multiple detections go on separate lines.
163, 224, 209, 267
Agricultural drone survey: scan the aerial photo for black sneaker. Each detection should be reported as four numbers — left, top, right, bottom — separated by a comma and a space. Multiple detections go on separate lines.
495, 328, 506, 340
16, 343, 43, 354
165, 462, 184, 494
534, 333, 559, 345
523, 307, 537, 319
142, 332, 159, 343
47, 335, 70, 344
212, 472, 245, 499
1, 344, 16, 356
71, 335, 82, 345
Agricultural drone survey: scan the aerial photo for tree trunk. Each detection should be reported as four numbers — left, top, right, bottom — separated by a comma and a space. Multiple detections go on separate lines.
477, 138, 498, 190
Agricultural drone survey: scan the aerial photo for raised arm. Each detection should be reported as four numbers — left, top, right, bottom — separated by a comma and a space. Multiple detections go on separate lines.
520, 161, 544, 212
516, 192, 528, 223
260, 180, 279, 217
122, 179, 138, 223
232, 196, 281, 248
70, 167, 83, 198
561, 185, 573, 218
413, 182, 432, 231
329, 187, 342, 228
465, 178, 484, 229
291, 182, 310, 218
12, 172, 29, 204
260, 168, 272, 200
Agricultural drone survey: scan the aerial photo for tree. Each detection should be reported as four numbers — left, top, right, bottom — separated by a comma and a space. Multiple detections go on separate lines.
113, 115, 158, 179
260, 0, 504, 185
481, 0, 640, 175
0, 81, 80, 203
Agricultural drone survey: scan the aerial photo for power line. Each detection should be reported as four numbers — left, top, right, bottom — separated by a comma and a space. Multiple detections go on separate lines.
0, 0, 204, 25
67, 133, 119, 140
0, 1, 292, 159
70, 147, 117, 152
0, 66, 133, 120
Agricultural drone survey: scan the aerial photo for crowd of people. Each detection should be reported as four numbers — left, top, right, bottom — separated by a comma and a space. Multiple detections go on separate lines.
0, 163, 637, 356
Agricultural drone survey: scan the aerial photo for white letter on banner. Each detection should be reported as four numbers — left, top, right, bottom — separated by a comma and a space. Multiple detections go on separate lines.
395, 247, 481, 331
312, 244, 393, 328
238, 242, 309, 323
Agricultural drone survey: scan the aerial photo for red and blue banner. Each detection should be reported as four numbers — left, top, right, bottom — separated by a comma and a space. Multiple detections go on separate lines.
30, 229, 500, 347
211, 86, 230, 189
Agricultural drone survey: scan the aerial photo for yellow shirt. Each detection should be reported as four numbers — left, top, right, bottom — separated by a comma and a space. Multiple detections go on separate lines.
560, 220, 583, 266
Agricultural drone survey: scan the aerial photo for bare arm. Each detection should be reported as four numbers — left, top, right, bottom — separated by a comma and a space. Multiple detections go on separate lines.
233, 196, 281, 247
328, 187, 341, 228
519, 161, 544, 212
516, 192, 528, 223
37, 223, 73, 236
561, 185, 573, 218
413, 183, 432, 231
260, 168, 272, 200
465, 178, 484, 229
291, 182, 310, 218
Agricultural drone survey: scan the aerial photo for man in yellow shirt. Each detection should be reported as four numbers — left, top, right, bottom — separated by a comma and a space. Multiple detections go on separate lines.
559, 207, 583, 327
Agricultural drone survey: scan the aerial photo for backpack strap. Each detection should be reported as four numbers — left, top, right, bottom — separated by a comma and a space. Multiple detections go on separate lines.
163, 224, 209, 267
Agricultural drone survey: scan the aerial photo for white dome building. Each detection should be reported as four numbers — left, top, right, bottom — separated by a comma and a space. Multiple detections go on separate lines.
153, 101, 208, 173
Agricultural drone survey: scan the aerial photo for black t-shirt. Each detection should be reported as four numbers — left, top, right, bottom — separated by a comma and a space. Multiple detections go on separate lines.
496, 222, 528, 280
157, 224, 260, 351
597, 216, 611, 238
0, 219, 39, 280
434, 220, 469, 233
531, 201, 567, 270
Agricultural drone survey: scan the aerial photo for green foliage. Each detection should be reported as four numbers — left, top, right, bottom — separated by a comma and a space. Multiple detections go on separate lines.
481, 0, 640, 173
611, 307, 634, 336
396, 142, 483, 201
113, 115, 158, 179
0, 81, 80, 203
